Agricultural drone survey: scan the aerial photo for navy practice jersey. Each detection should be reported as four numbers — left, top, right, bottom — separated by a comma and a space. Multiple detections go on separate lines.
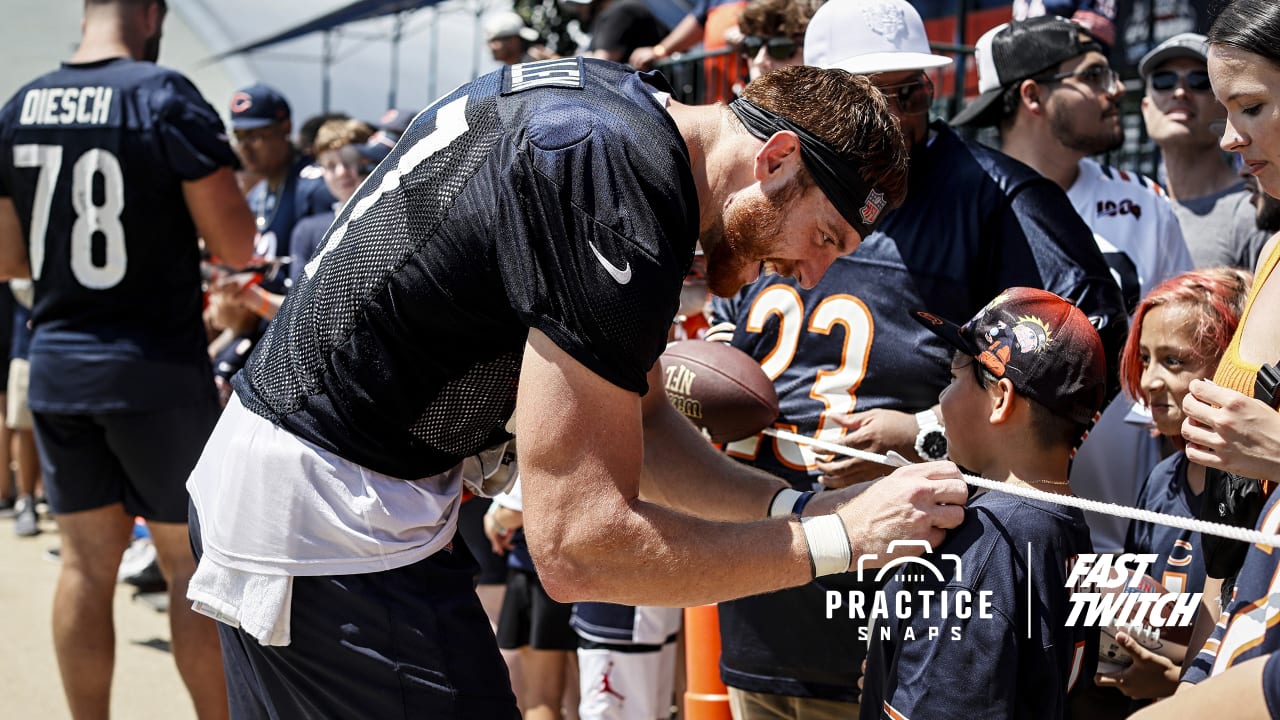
234, 59, 699, 481
1183, 490, 1280, 695
0, 57, 236, 412
860, 491, 1097, 720
1125, 452, 1206, 596
710, 122, 1125, 700
288, 209, 335, 288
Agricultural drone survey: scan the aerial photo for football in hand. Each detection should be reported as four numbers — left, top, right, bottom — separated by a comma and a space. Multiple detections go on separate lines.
659, 340, 778, 443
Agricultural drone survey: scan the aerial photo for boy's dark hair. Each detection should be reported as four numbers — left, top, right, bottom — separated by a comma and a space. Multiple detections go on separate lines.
969, 353, 1089, 450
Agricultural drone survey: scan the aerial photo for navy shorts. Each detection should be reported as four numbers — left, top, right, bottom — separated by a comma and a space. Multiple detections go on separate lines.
457, 497, 510, 586
190, 505, 521, 720
497, 567, 578, 651
34, 396, 219, 522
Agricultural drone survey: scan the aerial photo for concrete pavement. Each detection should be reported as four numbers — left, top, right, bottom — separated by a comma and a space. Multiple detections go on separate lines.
0, 507, 198, 720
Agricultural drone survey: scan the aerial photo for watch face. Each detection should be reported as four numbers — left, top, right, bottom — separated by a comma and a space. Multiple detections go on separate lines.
920, 430, 948, 460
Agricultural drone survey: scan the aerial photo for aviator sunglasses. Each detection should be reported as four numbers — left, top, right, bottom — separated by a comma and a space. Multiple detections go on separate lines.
739, 35, 801, 61
1149, 69, 1213, 93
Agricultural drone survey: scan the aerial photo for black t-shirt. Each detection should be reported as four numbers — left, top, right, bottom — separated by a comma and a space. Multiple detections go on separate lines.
588, 0, 669, 60
0, 57, 235, 412
235, 58, 699, 480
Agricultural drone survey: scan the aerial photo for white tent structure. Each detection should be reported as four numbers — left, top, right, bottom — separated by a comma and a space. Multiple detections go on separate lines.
0, 0, 504, 129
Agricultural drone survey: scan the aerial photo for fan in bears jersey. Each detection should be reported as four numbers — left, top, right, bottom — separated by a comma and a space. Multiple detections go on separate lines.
0, 0, 256, 717
182, 59, 974, 719
707, 0, 1125, 715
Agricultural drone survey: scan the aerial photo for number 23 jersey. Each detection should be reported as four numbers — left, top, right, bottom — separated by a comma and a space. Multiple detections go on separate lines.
0, 57, 237, 411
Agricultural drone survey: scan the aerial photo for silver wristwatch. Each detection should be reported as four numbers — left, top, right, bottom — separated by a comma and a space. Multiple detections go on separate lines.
913, 409, 948, 461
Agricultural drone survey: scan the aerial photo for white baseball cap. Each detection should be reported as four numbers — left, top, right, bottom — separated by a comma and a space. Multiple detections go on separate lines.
805, 0, 952, 75
484, 12, 539, 42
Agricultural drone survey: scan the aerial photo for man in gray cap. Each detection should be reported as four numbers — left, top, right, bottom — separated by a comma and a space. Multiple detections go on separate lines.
1140, 32, 1270, 270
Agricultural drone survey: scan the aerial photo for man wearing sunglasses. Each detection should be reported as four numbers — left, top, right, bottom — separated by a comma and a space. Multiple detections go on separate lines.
1140, 32, 1272, 271
708, 1, 1126, 717
955, 23, 1193, 710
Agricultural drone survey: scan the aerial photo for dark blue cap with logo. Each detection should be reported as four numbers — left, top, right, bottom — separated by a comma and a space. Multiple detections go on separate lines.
229, 83, 291, 130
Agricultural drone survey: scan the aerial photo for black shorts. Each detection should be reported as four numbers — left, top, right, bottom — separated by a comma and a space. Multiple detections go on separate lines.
34, 395, 219, 522
456, 497, 509, 586
497, 567, 578, 651
190, 505, 521, 720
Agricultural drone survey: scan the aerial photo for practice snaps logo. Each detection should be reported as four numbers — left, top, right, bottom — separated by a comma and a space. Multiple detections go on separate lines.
825, 541, 996, 642
1064, 553, 1201, 629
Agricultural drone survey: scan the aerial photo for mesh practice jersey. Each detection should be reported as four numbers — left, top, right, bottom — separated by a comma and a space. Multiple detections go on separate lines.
234, 59, 699, 480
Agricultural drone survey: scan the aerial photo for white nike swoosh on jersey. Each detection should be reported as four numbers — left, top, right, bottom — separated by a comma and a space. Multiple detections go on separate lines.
589, 241, 632, 285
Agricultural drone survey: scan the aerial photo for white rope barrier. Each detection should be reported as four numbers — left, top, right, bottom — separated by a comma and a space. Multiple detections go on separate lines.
762, 427, 1280, 547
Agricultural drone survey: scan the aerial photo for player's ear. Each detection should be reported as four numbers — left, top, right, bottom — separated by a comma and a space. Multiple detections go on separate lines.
989, 377, 1016, 424
753, 130, 800, 183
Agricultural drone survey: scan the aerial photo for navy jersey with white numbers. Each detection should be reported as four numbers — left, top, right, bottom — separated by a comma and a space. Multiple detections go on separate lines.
861, 491, 1097, 720
234, 59, 698, 481
710, 123, 1125, 701
1125, 452, 1206, 596
0, 58, 236, 412
1183, 490, 1280, 697
246, 155, 333, 266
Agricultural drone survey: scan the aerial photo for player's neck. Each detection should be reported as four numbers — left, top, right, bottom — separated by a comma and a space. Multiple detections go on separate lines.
666, 100, 719, 234
72, 21, 142, 64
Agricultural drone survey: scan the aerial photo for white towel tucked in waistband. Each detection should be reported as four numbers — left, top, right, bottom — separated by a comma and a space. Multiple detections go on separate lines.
188, 556, 295, 647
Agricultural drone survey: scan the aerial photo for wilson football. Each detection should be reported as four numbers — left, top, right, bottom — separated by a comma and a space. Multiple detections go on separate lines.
659, 340, 779, 443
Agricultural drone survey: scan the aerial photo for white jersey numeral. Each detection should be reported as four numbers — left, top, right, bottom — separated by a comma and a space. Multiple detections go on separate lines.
14, 144, 127, 288
724, 287, 874, 470
304, 94, 470, 279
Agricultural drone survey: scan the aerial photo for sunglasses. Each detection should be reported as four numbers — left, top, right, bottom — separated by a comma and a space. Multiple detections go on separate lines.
1149, 69, 1213, 93
739, 35, 800, 61
876, 74, 935, 115
1042, 64, 1121, 93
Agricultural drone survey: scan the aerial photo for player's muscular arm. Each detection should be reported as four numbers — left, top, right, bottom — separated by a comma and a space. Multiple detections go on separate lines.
1131, 655, 1271, 719
636, 361, 791, 521
516, 329, 811, 605
0, 198, 31, 279
184, 167, 255, 269
517, 330, 968, 604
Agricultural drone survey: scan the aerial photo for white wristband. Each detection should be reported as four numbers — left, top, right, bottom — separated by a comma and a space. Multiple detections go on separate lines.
801, 515, 852, 577
769, 488, 804, 518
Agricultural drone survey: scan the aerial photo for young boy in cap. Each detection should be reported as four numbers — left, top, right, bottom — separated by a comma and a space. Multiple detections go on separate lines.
859, 288, 1105, 719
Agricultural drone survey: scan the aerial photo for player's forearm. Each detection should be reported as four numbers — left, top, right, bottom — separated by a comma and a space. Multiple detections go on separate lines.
525, 489, 811, 606
639, 399, 787, 521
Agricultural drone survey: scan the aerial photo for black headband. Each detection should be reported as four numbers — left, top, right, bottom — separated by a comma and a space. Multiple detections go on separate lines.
728, 98, 889, 240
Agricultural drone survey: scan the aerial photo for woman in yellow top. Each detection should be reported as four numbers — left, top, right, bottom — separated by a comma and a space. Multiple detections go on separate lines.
1133, 1, 1280, 715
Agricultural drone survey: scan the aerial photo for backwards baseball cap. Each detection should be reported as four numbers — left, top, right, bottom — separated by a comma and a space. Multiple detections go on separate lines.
484, 11, 540, 42
912, 287, 1106, 425
1138, 32, 1208, 78
229, 83, 291, 130
950, 16, 1101, 128
805, 0, 952, 75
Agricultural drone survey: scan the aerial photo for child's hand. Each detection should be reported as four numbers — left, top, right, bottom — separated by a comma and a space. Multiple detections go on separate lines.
817, 409, 921, 488
1094, 630, 1180, 699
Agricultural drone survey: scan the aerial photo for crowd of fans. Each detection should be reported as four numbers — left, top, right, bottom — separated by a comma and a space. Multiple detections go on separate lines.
3, 0, 1280, 718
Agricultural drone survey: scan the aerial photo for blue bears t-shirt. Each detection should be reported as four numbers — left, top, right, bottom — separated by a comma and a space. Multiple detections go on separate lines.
1125, 452, 1206, 596
860, 490, 1097, 719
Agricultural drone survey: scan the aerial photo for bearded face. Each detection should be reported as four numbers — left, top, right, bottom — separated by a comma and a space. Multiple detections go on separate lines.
704, 176, 804, 297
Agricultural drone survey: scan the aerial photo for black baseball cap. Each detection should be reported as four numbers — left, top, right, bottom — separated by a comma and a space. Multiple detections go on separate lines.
912, 287, 1106, 425
950, 16, 1102, 128
229, 83, 291, 130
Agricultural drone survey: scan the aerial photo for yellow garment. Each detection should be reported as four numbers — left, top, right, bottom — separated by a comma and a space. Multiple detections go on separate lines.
1213, 241, 1280, 396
